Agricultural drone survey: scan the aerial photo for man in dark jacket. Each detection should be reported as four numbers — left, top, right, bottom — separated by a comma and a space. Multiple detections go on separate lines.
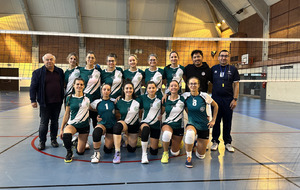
30, 53, 64, 150
184, 50, 211, 92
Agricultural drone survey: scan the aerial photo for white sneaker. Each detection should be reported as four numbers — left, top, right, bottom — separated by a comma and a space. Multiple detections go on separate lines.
91, 152, 101, 163
85, 141, 90, 150
195, 151, 205, 159
225, 144, 235, 152
211, 142, 218, 151
141, 153, 149, 164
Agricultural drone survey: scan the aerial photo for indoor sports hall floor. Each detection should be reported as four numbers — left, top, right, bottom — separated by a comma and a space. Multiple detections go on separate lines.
0, 91, 300, 190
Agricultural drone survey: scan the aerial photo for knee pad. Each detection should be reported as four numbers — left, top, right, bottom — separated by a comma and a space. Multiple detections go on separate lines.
113, 122, 123, 135
150, 147, 158, 155
162, 131, 172, 142
76, 150, 85, 155
170, 149, 180, 156
127, 144, 137, 153
185, 129, 195, 145
141, 126, 150, 142
103, 145, 113, 154
93, 127, 103, 142
62, 133, 72, 150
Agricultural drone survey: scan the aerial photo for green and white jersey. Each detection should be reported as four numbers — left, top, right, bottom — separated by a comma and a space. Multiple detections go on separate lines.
64, 67, 81, 96
162, 95, 185, 129
101, 67, 123, 99
116, 98, 140, 125
123, 69, 144, 96
163, 65, 185, 94
182, 92, 213, 130
90, 98, 116, 129
138, 94, 161, 129
145, 68, 164, 94
66, 95, 90, 128
79, 67, 101, 101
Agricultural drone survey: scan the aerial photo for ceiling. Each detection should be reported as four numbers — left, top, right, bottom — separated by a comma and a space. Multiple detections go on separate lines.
0, 0, 281, 37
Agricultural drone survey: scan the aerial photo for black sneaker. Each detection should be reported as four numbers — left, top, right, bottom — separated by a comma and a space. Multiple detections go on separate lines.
64, 151, 73, 163
38, 141, 45, 150
51, 140, 59, 148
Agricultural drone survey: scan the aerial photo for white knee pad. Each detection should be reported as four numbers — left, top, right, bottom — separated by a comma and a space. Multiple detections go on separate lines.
162, 131, 172, 142
185, 129, 195, 145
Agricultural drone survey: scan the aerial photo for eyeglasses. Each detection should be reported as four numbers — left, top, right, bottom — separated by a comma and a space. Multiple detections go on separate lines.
149, 59, 156, 62
75, 83, 84, 86
219, 55, 229, 58
189, 83, 198, 86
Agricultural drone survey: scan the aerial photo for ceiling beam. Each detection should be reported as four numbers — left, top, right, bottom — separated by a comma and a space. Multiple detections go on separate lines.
205, 0, 221, 37
208, 0, 239, 33
74, 0, 84, 48
170, 0, 179, 37
247, 0, 269, 23
19, 0, 37, 46
126, 0, 130, 35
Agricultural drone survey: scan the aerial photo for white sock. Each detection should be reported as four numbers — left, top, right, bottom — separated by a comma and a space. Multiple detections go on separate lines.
141, 141, 148, 154
186, 151, 192, 158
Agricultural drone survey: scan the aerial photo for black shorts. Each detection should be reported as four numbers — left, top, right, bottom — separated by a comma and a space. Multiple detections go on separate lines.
127, 123, 140, 134
105, 127, 113, 134
150, 127, 161, 139
196, 129, 209, 139
172, 128, 184, 136
76, 125, 90, 134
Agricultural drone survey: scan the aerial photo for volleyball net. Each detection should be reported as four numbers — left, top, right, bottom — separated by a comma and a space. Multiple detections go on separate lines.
0, 30, 300, 90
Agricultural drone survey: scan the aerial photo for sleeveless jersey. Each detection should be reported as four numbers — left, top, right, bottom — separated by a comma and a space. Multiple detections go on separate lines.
64, 67, 81, 96
123, 69, 144, 96
116, 98, 140, 125
101, 67, 123, 99
182, 92, 213, 130
90, 98, 116, 129
66, 95, 90, 128
138, 94, 161, 129
79, 67, 101, 101
163, 65, 185, 94
162, 95, 185, 129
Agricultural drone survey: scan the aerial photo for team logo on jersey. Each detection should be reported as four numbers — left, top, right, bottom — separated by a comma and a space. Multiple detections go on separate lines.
202, 72, 205, 76
75, 72, 80, 77
78, 103, 82, 107
134, 106, 139, 112
214, 70, 218, 73
200, 106, 205, 112
111, 76, 115, 80
95, 74, 100, 79
138, 76, 142, 81
88, 75, 92, 79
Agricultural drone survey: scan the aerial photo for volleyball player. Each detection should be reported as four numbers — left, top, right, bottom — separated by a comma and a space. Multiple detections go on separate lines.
64, 52, 80, 99
60, 78, 90, 163
183, 77, 218, 168
138, 81, 162, 164
161, 80, 185, 164
112, 81, 140, 163
90, 84, 116, 163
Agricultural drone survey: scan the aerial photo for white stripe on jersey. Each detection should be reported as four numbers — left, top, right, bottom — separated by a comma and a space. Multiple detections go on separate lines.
65, 69, 80, 96
125, 100, 140, 125
151, 71, 162, 89
111, 69, 122, 95
90, 99, 102, 110
164, 99, 184, 124
68, 97, 90, 125
84, 69, 101, 94
141, 98, 161, 125
132, 72, 143, 93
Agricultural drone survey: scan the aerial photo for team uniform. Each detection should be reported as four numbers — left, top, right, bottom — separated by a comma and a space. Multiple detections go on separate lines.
123, 69, 144, 97
162, 95, 185, 136
182, 92, 213, 139
66, 95, 90, 133
211, 64, 240, 145
116, 98, 140, 133
101, 67, 123, 99
138, 94, 162, 139
90, 98, 116, 134
163, 65, 185, 94
79, 67, 101, 101
64, 67, 81, 97
144, 68, 164, 98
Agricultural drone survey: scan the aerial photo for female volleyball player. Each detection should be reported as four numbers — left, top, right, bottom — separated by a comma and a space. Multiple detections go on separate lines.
138, 81, 162, 164
60, 78, 90, 163
123, 54, 145, 97
160, 80, 185, 164
90, 84, 116, 163
183, 77, 218, 168
64, 52, 80, 99
112, 81, 140, 163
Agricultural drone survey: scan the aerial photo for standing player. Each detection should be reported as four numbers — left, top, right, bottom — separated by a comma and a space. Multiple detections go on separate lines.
60, 78, 90, 163
112, 81, 140, 163
183, 77, 218, 168
138, 81, 162, 164
163, 51, 185, 94
161, 80, 185, 164
64, 52, 80, 99
90, 84, 116, 163
101, 53, 123, 99
123, 54, 145, 97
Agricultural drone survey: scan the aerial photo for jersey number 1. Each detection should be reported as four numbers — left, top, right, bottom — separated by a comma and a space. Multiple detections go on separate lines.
105, 103, 109, 110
